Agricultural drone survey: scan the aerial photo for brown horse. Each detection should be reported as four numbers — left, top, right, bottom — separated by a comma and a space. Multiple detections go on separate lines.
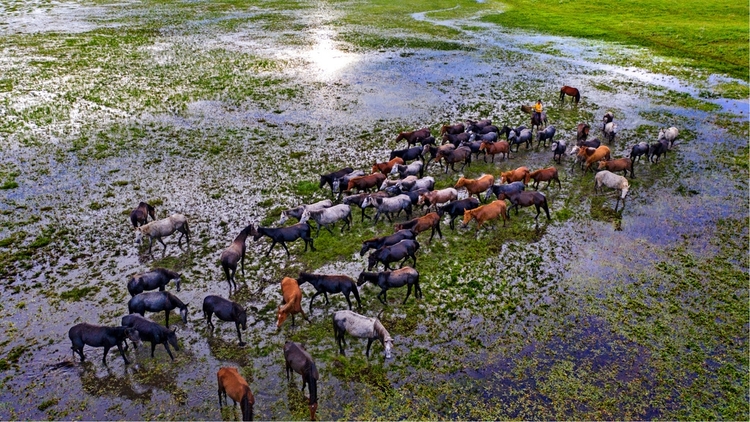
479, 140, 510, 162
598, 158, 633, 178
455, 174, 495, 202
345, 173, 386, 194
526, 167, 561, 189
584, 146, 612, 172
462, 200, 509, 229
440, 123, 465, 135
277, 277, 309, 328
217, 367, 255, 421
576, 123, 591, 143
372, 157, 404, 174
395, 128, 431, 147
560, 86, 580, 103
500, 166, 530, 184
393, 212, 442, 243
130, 202, 156, 228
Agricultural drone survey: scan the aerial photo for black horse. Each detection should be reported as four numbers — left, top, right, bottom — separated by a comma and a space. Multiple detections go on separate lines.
437, 198, 480, 230
319, 167, 353, 197
121, 314, 180, 361
367, 239, 419, 271
68, 323, 140, 365
389, 146, 423, 163
297, 272, 361, 314
251, 223, 315, 259
357, 267, 422, 305
283, 341, 318, 421
506, 191, 551, 220
127, 267, 181, 297
128, 291, 188, 328
360, 229, 417, 256
203, 295, 248, 346
485, 181, 526, 202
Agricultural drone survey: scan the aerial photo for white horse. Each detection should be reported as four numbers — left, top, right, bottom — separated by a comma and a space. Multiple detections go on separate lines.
604, 122, 618, 143
363, 194, 412, 224
135, 214, 190, 254
332, 310, 393, 359
658, 126, 679, 148
390, 161, 423, 179
594, 170, 629, 212
300, 204, 352, 237
279, 199, 332, 224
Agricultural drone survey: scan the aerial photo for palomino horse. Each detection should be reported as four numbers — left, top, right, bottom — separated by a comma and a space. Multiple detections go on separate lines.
560, 86, 580, 103
332, 310, 393, 359
217, 367, 254, 421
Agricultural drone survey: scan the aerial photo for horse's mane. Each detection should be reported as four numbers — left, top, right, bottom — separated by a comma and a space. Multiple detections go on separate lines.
373, 319, 391, 342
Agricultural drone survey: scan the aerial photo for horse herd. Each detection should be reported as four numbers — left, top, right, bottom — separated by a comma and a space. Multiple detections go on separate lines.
67, 110, 679, 421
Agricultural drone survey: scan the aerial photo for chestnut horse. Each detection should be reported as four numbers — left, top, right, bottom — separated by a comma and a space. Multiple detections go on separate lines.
560, 86, 580, 103
372, 157, 404, 174
462, 200, 509, 229
395, 128, 431, 147
526, 167, 561, 190
455, 174, 495, 202
500, 167, 530, 184
217, 367, 254, 421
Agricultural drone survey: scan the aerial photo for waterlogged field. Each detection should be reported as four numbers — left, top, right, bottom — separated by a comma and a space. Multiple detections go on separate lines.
0, 0, 747, 420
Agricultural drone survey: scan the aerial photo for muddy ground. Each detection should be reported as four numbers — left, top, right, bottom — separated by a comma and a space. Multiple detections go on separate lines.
0, 0, 747, 420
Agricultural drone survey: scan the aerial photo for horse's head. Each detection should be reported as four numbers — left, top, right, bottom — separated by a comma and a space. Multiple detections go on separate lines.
174, 275, 182, 292
299, 209, 310, 223
367, 253, 378, 271
167, 328, 180, 351
125, 327, 142, 345
461, 209, 475, 228
279, 210, 290, 224
383, 336, 393, 359
179, 305, 188, 323
276, 305, 288, 329
454, 177, 466, 189
134, 227, 144, 244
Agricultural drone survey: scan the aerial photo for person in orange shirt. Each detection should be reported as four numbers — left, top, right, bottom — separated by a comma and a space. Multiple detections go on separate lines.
532, 99, 543, 121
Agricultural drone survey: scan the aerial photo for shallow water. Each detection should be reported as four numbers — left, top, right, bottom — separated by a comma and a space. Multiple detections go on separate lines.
0, 0, 747, 420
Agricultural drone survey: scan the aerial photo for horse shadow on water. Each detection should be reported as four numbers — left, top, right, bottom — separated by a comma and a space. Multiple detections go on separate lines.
71, 360, 182, 403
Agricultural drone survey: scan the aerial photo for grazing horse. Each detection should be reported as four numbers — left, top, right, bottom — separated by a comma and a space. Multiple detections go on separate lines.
367, 239, 419, 271
506, 190, 551, 220
579, 137, 601, 149
344, 173, 387, 194
584, 146, 612, 172
479, 140, 510, 162
203, 295, 247, 346
658, 127, 679, 148
68, 323, 140, 366
389, 146, 424, 163
134, 214, 190, 254
598, 158, 633, 178
530, 112, 548, 133
594, 170, 630, 212
251, 223, 315, 258
649, 138, 670, 163
319, 167, 353, 197
332, 310, 393, 359
217, 367, 255, 422
277, 277, 309, 328
357, 267, 421, 305
485, 181, 525, 201
220, 224, 254, 292
526, 167, 561, 190
372, 157, 404, 174
127, 268, 181, 297
300, 204, 352, 237
536, 125, 556, 148
395, 128, 431, 147
297, 272, 361, 314
394, 212, 442, 243
360, 229, 417, 256
121, 314, 180, 360
551, 139, 567, 164
130, 202, 156, 228
440, 123, 465, 135
279, 200, 333, 224
500, 167, 530, 184
435, 146, 471, 173
437, 197, 480, 230
462, 200, 509, 229
128, 291, 188, 328
283, 342, 318, 421
560, 86, 581, 103
455, 174, 495, 202
576, 123, 591, 143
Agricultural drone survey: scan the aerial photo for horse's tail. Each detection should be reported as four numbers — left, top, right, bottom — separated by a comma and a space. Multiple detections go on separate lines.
221, 261, 231, 283
183, 220, 191, 236
352, 284, 362, 307
575, 91, 581, 103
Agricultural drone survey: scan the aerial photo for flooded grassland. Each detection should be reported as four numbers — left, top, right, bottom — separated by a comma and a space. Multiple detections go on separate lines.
0, 0, 747, 420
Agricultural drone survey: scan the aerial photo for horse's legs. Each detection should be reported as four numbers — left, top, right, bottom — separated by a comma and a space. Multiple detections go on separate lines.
265, 241, 277, 256
102, 345, 111, 366
410, 253, 417, 268
403, 285, 411, 304
324, 223, 334, 236
157, 237, 167, 252
280, 242, 291, 259
415, 281, 423, 298
235, 322, 245, 346
206, 311, 215, 330
345, 293, 353, 310
308, 291, 323, 314
323, 291, 330, 305
163, 342, 175, 361
365, 338, 374, 358
150, 342, 157, 358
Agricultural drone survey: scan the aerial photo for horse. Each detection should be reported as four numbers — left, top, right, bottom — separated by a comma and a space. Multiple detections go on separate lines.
551, 139, 566, 164
297, 272, 361, 314
602, 112, 614, 130
479, 140, 510, 162
363, 194, 412, 224
576, 123, 591, 143
578, 137, 601, 149
381, 175, 417, 191
367, 239, 419, 271
332, 170, 365, 200
389, 146, 424, 163
441, 132, 471, 147
283, 342, 319, 420
437, 197, 480, 230
465, 118, 492, 129
332, 310, 393, 359
530, 112, 548, 133
121, 314, 180, 360
203, 295, 247, 346
68, 323, 140, 366
220, 224, 254, 293
279, 200, 333, 224
391, 161, 423, 179
520, 104, 533, 114
461, 200, 509, 229
485, 181, 525, 202
536, 125, 556, 148
357, 267, 421, 305
360, 229, 417, 256
594, 170, 629, 212
570, 146, 596, 170
217, 367, 255, 421
128, 291, 188, 328
604, 122, 617, 143
134, 214, 190, 255
300, 204, 352, 237
460, 139, 485, 160
560, 86, 581, 103
526, 167, 561, 190
395, 128, 431, 147
406, 176, 435, 192
440, 123, 465, 135
649, 138, 669, 163
598, 158, 633, 178
127, 268, 181, 297
372, 157, 404, 174
319, 167, 353, 197
508, 129, 533, 152
505, 190, 551, 220
251, 223, 315, 258
417, 188, 458, 212
130, 202, 156, 228
455, 174, 495, 202
393, 212, 442, 243
584, 146, 612, 172
344, 173, 386, 194
343, 191, 388, 222
435, 146, 471, 173
658, 127, 679, 148
277, 277, 309, 328
630, 142, 650, 163
500, 167, 530, 184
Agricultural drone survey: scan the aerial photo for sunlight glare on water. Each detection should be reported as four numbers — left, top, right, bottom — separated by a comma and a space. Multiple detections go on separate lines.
305, 28, 359, 80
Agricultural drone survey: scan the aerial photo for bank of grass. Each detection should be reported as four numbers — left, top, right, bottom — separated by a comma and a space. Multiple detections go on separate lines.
481, 0, 749, 83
